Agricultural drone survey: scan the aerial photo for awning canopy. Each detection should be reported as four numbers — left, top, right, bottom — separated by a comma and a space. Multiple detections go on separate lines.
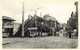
28, 27, 37, 30
2, 16, 15, 21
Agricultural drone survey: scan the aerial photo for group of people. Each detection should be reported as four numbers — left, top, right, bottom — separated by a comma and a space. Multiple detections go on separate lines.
54, 29, 78, 38
67, 29, 78, 38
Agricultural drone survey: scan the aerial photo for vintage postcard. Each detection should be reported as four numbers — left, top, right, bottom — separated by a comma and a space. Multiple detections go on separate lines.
0, 0, 79, 50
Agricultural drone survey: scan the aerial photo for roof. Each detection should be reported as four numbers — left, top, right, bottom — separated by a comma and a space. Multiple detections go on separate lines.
2, 16, 15, 21
43, 14, 56, 21
51, 17, 56, 21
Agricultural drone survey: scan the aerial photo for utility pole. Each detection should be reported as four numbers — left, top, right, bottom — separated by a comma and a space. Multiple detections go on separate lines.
54, 20, 56, 36
35, 7, 41, 15
22, 2, 24, 37
55, 20, 56, 28
74, 2, 78, 37
74, 2, 78, 28
74, 2, 78, 17
50, 20, 52, 36
34, 7, 41, 27
40, 12, 42, 17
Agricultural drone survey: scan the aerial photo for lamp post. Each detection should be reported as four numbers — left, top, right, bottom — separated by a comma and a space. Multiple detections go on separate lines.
34, 7, 41, 27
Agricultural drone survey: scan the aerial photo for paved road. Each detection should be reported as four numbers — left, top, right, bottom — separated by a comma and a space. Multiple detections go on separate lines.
2, 36, 78, 49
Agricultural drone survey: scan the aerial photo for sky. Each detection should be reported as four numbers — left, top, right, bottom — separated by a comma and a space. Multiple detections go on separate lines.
2, 0, 78, 24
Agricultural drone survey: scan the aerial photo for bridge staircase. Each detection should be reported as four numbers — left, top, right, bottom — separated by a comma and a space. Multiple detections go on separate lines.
14, 17, 35, 37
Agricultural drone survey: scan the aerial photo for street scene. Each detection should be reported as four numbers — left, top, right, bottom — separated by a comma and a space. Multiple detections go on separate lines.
2, 0, 78, 49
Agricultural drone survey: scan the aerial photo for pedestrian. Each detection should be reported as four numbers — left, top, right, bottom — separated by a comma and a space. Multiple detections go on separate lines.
69, 30, 71, 38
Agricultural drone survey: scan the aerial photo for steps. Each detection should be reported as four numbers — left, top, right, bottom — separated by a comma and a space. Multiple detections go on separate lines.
14, 17, 35, 37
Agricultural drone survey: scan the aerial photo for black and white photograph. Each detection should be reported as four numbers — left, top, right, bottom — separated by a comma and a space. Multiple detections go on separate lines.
1, 0, 79, 49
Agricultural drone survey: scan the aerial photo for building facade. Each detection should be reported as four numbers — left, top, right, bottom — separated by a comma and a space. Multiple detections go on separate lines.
2, 16, 15, 37
66, 2, 78, 38
43, 14, 61, 36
